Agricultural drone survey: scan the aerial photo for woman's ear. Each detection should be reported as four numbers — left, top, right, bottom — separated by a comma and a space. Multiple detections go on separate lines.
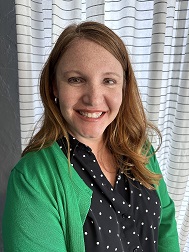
52, 80, 58, 98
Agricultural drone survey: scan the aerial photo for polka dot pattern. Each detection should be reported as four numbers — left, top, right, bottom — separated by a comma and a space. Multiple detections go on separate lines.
57, 135, 161, 252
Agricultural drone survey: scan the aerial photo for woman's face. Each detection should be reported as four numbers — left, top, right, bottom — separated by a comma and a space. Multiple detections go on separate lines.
54, 38, 124, 145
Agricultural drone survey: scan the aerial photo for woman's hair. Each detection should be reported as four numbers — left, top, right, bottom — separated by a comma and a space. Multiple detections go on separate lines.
22, 21, 162, 188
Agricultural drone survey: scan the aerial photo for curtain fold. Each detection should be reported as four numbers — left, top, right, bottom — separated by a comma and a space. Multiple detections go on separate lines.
52, 0, 82, 43
15, 0, 189, 251
15, 0, 53, 145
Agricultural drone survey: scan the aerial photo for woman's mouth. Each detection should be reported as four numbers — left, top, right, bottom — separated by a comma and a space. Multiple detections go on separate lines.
78, 111, 105, 118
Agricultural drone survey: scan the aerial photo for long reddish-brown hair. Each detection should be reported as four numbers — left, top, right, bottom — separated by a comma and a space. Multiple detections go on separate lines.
22, 21, 162, 188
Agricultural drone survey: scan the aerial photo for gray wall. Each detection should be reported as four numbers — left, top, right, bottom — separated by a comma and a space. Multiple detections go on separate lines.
0, 0, 21, 251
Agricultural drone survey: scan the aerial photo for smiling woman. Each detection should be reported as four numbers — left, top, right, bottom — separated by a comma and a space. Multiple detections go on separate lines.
2, 21, 179, 252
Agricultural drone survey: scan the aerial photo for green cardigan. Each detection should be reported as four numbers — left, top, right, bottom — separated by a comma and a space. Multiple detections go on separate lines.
2, 142, 179, 252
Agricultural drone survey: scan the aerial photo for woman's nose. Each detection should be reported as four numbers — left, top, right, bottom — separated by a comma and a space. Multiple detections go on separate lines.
82, 83, 103, 106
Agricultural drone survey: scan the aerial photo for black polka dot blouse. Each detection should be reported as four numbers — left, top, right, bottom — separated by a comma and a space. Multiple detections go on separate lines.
57, 135, 161, 252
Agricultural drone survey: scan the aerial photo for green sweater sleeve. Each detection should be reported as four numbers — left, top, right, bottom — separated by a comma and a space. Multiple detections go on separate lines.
2, 168, 67, 252
146, 148, 180, 252
3, 144, 92, 252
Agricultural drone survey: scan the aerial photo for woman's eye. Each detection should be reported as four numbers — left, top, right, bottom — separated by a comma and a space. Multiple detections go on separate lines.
104, 78, 116, 85
68, 77, 83, 84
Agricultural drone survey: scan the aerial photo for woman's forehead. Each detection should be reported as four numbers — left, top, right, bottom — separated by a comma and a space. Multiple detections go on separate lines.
56, 38, 124, 76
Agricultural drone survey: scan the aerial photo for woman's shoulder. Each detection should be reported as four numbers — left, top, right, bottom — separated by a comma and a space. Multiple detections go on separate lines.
12, 142, 66, 180
146, 145, 162, 175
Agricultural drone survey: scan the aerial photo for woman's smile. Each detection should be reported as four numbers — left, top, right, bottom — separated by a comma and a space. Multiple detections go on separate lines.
77, 110, 105, 119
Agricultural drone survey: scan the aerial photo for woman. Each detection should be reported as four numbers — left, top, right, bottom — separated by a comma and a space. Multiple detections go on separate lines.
3, 21, 179, 252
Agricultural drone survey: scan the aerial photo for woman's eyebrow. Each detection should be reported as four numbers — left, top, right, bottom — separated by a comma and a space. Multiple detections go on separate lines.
60, 70, 122, 79
61, 70, 83, 76
103, 72, 122, 78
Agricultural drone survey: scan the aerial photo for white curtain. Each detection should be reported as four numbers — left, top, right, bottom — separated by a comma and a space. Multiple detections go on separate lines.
15, 0, 189, 251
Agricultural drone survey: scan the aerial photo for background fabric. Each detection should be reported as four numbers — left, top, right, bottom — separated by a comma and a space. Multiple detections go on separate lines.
15, 0, 189, 251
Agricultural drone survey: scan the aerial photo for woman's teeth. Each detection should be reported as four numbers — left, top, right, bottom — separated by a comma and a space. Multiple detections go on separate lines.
79, 111, 103, 118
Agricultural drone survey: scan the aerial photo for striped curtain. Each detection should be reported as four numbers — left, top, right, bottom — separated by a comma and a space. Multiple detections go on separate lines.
15, 0, 189, 251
